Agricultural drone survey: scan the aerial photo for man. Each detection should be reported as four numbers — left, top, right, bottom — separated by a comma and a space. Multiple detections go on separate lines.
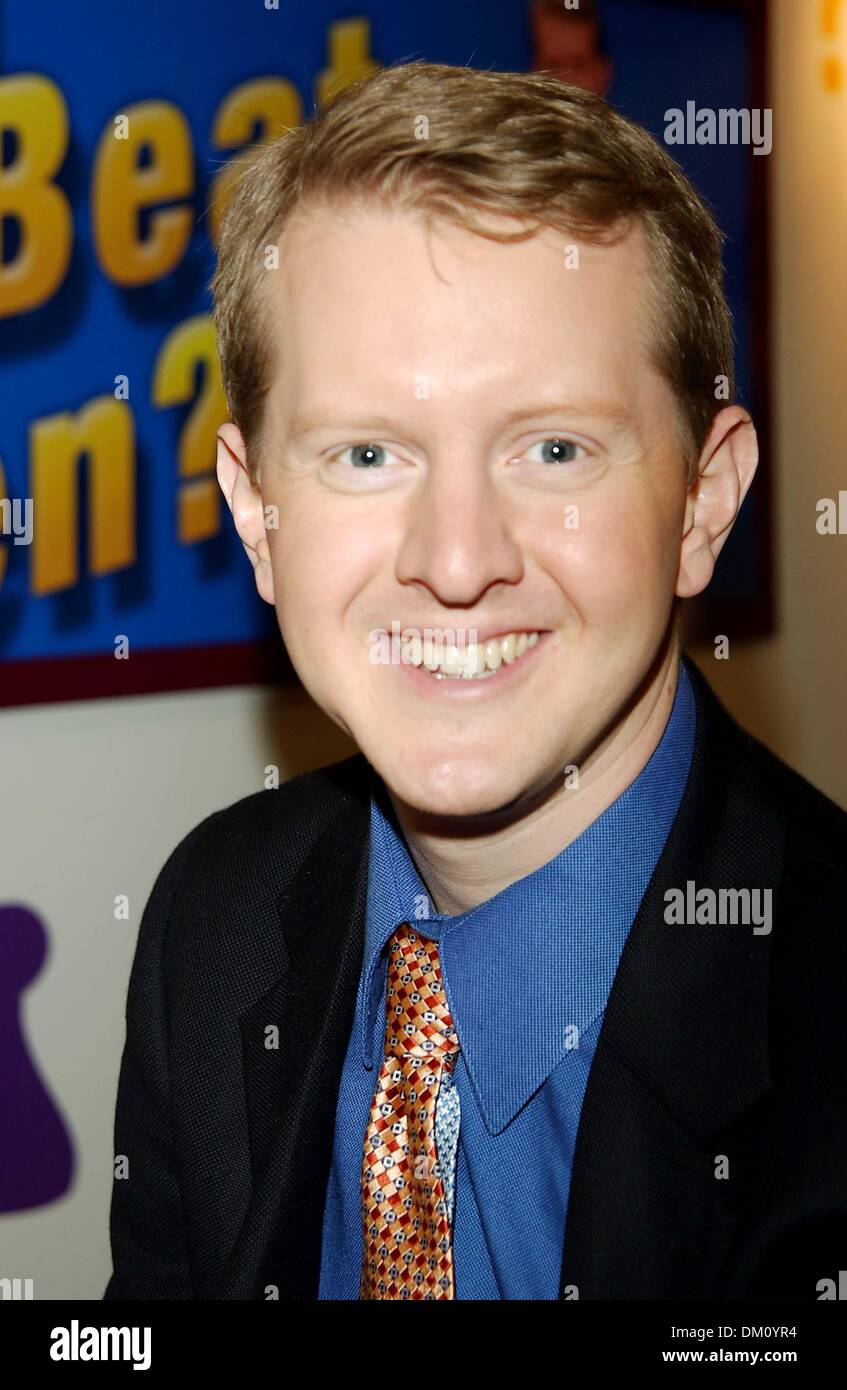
530, 0, 614, 97
105, 61, 847, 1300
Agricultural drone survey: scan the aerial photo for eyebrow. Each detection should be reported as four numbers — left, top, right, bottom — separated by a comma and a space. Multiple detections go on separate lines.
285, 396, 637, 443
286, 411, 401, 443
496, 397, 637, 433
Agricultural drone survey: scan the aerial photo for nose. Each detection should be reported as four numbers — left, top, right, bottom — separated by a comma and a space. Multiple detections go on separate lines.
394, 451, 524, 607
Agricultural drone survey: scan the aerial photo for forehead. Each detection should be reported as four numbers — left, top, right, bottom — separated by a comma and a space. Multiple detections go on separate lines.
265, 204, 659, 414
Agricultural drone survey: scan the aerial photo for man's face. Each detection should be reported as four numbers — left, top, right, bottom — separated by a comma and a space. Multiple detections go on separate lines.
257, 207, 689, 818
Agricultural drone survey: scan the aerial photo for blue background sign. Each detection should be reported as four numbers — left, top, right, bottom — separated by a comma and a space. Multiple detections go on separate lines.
0, 0, 769, 702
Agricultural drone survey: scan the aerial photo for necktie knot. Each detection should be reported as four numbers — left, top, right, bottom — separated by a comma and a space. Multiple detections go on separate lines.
384, 925, 459, 1060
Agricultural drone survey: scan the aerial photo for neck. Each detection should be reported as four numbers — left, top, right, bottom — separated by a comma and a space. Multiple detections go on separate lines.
387, 637, 682, 916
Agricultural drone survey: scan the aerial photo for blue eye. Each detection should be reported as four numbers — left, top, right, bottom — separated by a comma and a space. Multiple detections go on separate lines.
532, 437, 582, 464
320, 440, 409, 492
345, 443, 386, 468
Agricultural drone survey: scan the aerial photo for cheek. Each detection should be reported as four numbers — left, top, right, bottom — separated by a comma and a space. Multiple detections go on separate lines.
268, 497, 383, 644
537, 483, 680, 622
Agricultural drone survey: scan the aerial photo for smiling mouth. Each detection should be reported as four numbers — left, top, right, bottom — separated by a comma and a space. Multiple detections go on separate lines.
399, 629, 542, 680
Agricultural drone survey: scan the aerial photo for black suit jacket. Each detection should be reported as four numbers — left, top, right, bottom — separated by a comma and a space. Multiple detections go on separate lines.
104, 658, 847, 1300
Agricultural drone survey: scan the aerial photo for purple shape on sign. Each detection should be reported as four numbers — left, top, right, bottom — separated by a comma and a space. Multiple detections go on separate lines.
0, 904, 75, 1211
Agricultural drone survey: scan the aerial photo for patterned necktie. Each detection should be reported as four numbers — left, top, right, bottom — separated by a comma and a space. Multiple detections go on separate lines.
360, 924, 460, 1300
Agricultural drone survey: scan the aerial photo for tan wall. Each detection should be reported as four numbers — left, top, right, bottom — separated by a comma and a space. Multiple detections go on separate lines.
0, 684, 352, 1298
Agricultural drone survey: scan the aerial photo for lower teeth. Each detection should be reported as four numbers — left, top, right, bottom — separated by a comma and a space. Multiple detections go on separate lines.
430, 666, 499, 680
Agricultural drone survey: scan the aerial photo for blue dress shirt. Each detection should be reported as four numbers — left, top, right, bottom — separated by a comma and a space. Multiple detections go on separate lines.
318, 659, 696, 1299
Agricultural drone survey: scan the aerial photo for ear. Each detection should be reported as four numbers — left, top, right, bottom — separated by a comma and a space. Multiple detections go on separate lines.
676, 405, 759, 600
216, 422, 275, 606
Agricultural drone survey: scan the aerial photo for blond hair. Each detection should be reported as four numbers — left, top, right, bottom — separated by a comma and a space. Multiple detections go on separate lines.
211, 60, 734, 481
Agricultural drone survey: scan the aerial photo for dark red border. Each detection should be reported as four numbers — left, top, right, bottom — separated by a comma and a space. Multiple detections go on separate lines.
0, 638, 294, 708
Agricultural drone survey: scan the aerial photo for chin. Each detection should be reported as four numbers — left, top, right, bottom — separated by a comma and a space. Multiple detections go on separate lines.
375, 753, 543, 822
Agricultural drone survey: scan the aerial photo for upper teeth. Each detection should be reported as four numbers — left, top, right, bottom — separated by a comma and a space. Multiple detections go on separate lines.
400, 629, 540, 678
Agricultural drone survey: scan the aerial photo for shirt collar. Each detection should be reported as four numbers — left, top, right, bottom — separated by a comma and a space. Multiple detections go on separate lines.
360, 657, 696, 1134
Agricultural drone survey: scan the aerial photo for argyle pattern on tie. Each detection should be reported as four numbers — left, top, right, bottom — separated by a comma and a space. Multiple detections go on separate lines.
360, 924, 460, 1299
433, 1068, 460, 1225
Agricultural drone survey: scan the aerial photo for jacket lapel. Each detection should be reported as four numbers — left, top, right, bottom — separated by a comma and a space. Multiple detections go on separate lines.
209, 778, 371, 1298
560, 659, 786, 1297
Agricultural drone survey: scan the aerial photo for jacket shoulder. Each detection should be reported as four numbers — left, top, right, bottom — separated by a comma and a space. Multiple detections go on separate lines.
744, 728, 847, 885
166, 750, 371, 881
204, 748, 371, 831
686, 658, 846, 883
